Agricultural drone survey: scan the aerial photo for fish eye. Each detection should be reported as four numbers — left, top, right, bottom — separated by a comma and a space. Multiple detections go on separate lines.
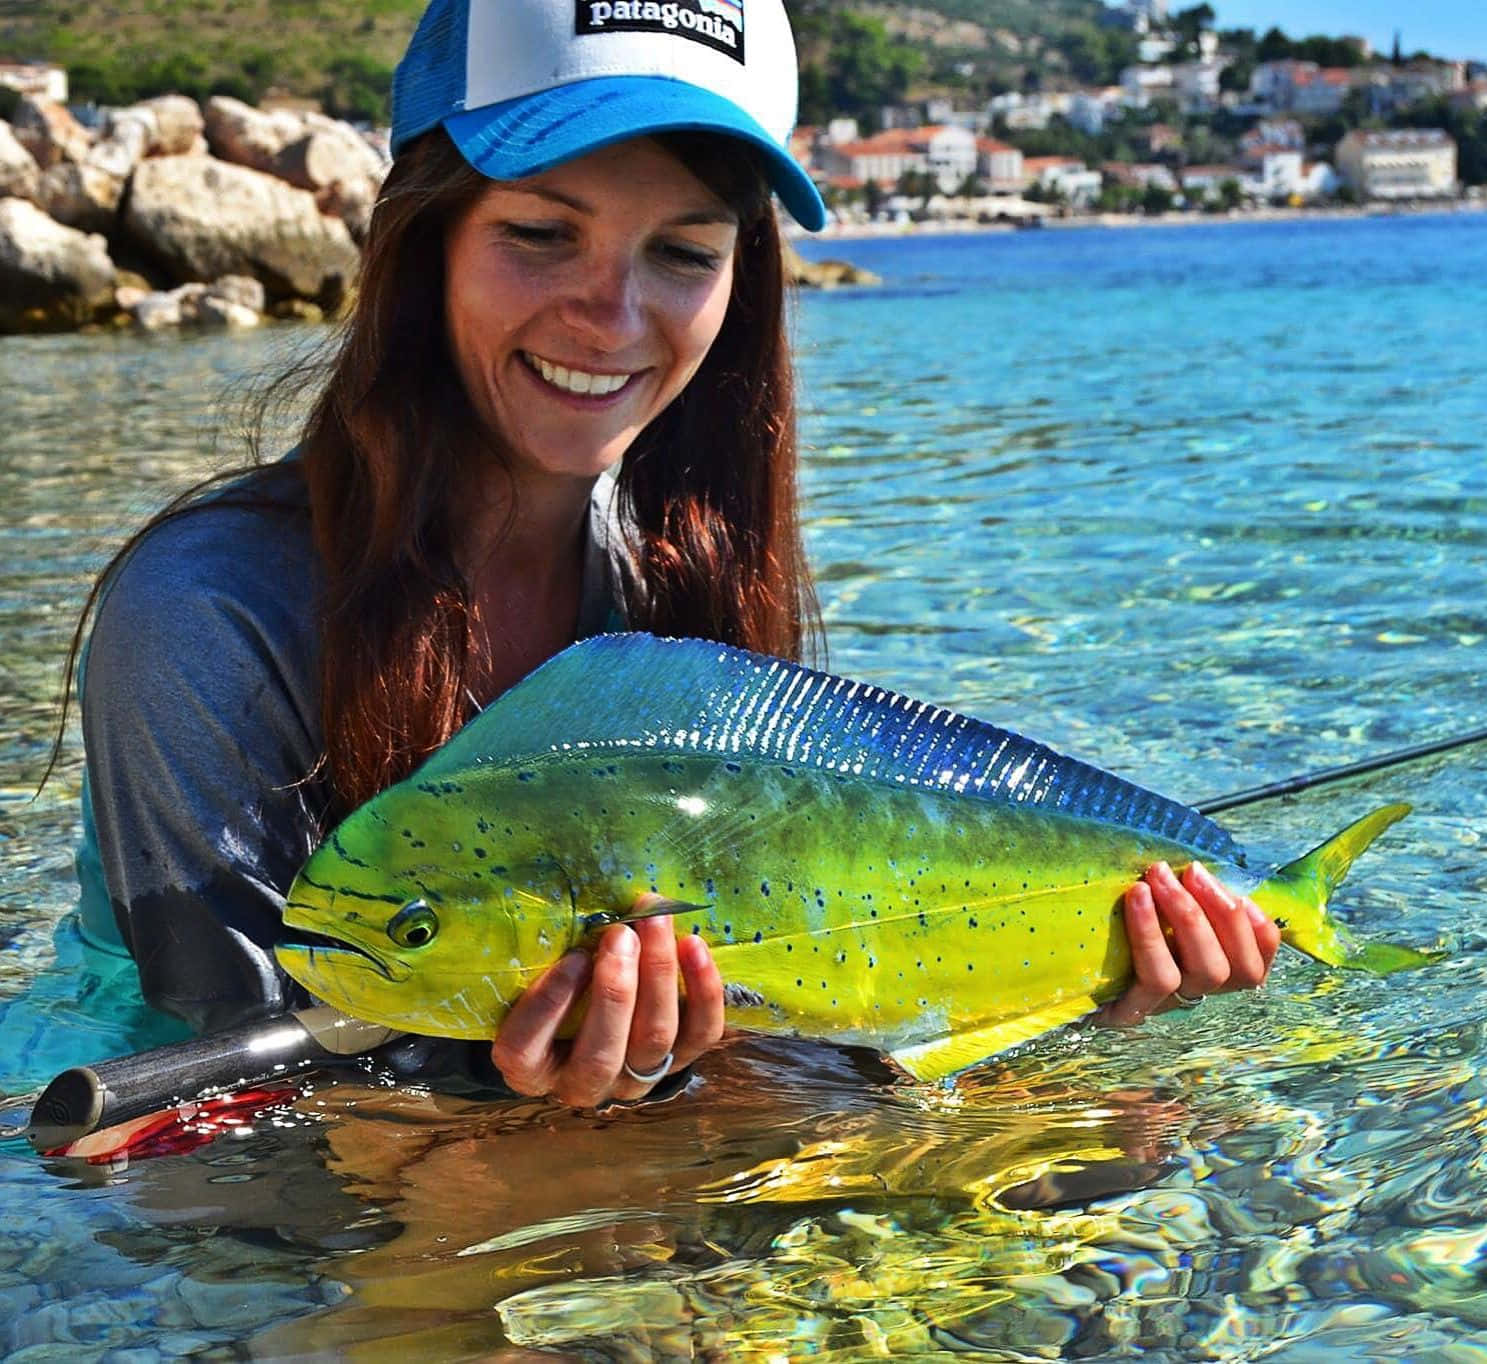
388, 899, 439, 949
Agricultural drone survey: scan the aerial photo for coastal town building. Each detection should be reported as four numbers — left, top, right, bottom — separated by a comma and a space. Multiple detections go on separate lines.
1362, 62, 1468, 116
0, 61, 67, 104
1250, 60, 1357, 115
1290, 67, 1355, 116
1023, 156, 1101, 206
815, 124, 978, 195
1240, 120, 1305, 159
1451, 81, 1487, 114
1180, 164, 1244, 200
1336, 129, 1458, 199
1066, 89, 1123, 135
975, 137, 1025, 193
1113, 0, 1169, 35
1101, 161, 1178, 193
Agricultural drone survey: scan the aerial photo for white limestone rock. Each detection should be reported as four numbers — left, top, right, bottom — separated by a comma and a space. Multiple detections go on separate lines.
0, 121, 41, 202
10, 96, 92, 169
123, 154, 360, 304
132, 94, 206, 156
0, 197, 115, 332
205, 273, 266, 313
39, 159, 126, 233
197, 294, 261, 328
202, 96, 306, 174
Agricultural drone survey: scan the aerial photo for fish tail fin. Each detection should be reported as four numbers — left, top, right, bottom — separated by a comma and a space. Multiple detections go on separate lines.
1251, 802, 1436, 973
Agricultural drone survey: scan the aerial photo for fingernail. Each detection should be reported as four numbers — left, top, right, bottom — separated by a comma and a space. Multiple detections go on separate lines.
608, 926, 639, 960
557, 950, 591, 983
1245, 901, 1270, 929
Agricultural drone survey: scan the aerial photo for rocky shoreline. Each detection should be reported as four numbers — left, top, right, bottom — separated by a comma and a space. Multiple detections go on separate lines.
0, 92, 877, 337
0, 93, 381, 334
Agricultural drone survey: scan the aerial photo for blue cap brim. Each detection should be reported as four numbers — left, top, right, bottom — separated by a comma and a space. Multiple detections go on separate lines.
443, 75, 826, 231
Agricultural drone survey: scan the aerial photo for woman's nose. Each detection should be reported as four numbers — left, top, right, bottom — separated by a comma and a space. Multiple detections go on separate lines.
560, 256, 645, 350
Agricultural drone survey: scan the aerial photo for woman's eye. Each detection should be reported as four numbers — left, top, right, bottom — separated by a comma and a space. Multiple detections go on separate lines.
658, 242, 723, 273
501, 223, 568, 246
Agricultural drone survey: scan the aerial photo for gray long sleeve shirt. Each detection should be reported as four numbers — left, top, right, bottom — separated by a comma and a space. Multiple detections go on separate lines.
78, 457, 631, 1041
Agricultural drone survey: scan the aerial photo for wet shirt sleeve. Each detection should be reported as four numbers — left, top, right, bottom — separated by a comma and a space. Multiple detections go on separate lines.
80, 502, 327, 1035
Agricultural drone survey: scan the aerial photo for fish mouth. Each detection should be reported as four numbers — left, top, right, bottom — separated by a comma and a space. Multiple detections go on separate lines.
275, 923, 414, 984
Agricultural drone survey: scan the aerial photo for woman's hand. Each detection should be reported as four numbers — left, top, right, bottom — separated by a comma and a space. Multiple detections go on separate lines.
1098, 860, 1282, 1027
489, 902, 726, 1107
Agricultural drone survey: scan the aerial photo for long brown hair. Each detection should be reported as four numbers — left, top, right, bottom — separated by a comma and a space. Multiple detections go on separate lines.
57, 129, 819, 814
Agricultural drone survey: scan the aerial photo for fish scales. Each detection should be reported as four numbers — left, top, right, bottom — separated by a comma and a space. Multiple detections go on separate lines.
277, 634, 1430, 1082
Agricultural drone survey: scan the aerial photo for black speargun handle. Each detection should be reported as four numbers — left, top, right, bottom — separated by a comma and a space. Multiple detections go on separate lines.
25, 1007, 401, 1151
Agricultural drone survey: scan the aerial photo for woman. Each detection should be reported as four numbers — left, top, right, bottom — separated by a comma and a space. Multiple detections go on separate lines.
72, 0, 1278, 1109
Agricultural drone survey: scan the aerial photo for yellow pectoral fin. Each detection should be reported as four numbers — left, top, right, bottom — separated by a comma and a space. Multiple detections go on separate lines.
889, 995, 1101, 1082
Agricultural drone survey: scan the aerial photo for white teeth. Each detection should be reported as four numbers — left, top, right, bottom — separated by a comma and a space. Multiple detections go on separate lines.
527, 353, 632, 397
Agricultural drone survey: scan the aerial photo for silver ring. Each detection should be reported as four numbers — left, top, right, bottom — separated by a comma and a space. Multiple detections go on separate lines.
621, 1051, 674, 1086
1172, 989, 1206, 1008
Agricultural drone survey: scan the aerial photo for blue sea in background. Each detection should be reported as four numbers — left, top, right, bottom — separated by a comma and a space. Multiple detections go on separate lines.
0, 212, 1484, 1358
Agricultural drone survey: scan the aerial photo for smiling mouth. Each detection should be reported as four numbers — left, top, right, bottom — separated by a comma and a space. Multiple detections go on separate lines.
521, 351, 638, 397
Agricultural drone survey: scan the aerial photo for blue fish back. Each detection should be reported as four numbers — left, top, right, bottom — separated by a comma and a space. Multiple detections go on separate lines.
420, 634, 1238, 861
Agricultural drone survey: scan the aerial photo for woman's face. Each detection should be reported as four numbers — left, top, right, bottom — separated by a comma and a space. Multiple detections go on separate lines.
445, 138, 740, 486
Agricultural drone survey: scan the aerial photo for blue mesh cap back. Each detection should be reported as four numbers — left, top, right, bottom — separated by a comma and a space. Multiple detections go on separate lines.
392, 0, 470, 155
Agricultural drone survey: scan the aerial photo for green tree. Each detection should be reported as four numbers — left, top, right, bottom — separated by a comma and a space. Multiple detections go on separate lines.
320, 53, 394, 123
1171, 4, 1215, 61
1392, 96, 1487, 185
1141, 181, 1174, 215
1095, 181, 1142, 213
1220, 59, 1254, 94
796, 12, 923, 128
1061, 25, 1139, 86
1257, 26, 1292, 62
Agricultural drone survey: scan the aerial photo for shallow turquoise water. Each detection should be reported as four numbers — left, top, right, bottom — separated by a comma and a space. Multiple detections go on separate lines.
1, 214, 1484, 1358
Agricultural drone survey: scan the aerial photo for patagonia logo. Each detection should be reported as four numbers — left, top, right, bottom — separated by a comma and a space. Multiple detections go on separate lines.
576, 0, 745, 63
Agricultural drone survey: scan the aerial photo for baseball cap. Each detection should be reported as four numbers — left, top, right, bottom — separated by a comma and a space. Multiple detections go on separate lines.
391, 0, 827, 231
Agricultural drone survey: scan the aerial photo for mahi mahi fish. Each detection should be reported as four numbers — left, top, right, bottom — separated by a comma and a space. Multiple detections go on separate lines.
275, 634, 1429, 1081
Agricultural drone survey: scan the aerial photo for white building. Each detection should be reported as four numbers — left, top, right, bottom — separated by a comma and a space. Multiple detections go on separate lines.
0, 62, 67, 104
1336, 129, 1458, 200
1121, 64, 1175, 106
818, 125, 978, 195
1250, 60, 1317, 112
1174, 60, 1225, 114
1299, 162, 1342, 198
1180, 164, 1245, 201
1291, 67, 1355, 115
1254, 150, 1304, 199
1067, 89, 1124, 135
1023, 156, 1101, 206
1241, 119, 1305, 159
976, 137, 1026, 193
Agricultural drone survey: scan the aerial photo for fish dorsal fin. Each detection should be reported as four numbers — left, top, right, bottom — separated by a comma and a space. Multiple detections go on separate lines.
420, 634, 1235, 858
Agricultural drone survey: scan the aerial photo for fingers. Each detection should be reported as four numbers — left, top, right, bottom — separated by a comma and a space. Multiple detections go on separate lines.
674, 928, 726, 1063
1180, 861, 1276, 989
490, 909, 725, 1108
1098, 880, 1182, 1027
489, 949, 593, 1096
1100, 860, 1278, 1029
608, 917, 680, 1103
1148, 861, 1233, 1000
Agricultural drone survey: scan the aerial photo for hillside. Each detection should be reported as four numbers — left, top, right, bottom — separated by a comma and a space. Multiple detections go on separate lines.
0, 0, 425, 118
0, 0, 1130, 121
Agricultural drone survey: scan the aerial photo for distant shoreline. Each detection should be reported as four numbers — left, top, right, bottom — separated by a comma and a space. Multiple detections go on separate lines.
792, 198, 1487, 242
